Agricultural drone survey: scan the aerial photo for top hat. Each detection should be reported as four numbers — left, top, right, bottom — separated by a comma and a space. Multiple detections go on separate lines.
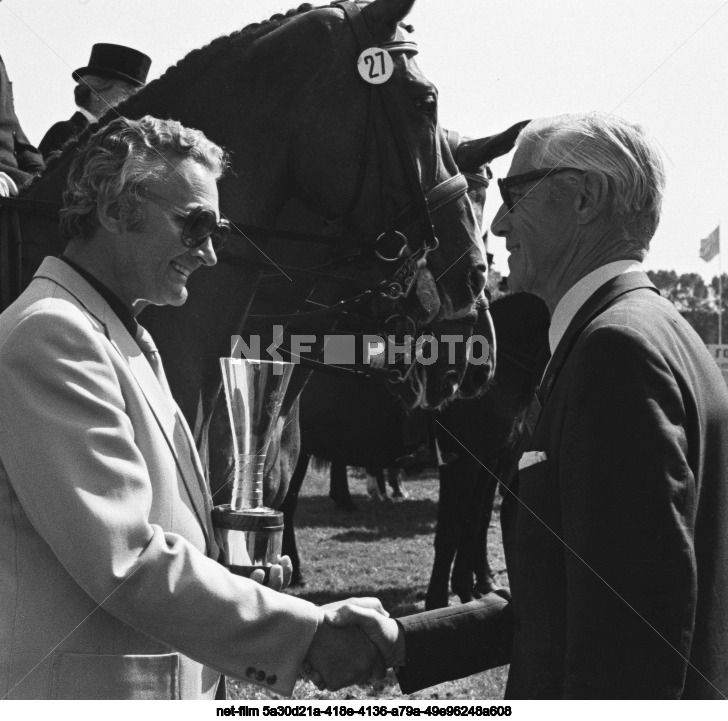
73, 43, 151, 87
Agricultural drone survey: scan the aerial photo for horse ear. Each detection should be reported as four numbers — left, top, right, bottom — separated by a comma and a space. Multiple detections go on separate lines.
454, 120, 532, 171
361, 0, 417, 40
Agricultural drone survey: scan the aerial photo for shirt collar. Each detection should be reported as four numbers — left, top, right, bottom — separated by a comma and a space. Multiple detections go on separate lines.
59, 256, 139, 339
548, 260, 644, 354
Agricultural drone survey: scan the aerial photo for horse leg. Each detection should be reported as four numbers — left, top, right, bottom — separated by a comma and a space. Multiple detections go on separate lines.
329, 461, 358, 511
388, 467, 408, 501
471, 471, 506, 597
450, 467, 489, 602
425, 459, 475, 610
280, 453, 311, 586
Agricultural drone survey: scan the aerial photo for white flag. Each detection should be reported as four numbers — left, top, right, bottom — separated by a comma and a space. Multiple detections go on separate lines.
700, 226, 720, 262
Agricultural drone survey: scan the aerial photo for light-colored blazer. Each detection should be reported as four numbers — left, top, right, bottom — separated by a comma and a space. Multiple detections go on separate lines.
0, 257, 320, 700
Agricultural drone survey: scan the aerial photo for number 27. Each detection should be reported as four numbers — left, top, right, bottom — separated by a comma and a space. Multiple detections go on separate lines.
364, 51, 386, 78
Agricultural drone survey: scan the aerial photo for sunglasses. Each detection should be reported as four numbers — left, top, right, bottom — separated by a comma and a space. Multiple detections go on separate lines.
497, 167, 582, 212
140, 189, 231, 252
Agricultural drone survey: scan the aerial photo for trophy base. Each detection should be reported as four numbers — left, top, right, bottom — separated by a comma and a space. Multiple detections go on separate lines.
212, 505, 283, 569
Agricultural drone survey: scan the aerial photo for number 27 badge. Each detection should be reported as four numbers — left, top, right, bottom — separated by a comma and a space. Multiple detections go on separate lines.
357, 47, 394, 85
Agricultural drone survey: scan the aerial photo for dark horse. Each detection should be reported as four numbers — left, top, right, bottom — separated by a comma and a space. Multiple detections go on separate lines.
284, 291, 549, 598
280, 121, 540, 592
14, 0, 492, 512
426, 291, 549, 608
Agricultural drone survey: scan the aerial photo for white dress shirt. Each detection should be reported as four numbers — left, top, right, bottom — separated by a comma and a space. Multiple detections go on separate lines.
548, 260, 644, 355
539, 261, 644, 383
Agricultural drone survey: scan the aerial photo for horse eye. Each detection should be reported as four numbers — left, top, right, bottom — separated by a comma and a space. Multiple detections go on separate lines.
416, 94, 437, 115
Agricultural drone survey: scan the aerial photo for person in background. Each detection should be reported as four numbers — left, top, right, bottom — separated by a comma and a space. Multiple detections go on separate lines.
324, 111, 728, 699
0, 52, 44, 196
39, 43, 151, 158
0, 115, 384, 699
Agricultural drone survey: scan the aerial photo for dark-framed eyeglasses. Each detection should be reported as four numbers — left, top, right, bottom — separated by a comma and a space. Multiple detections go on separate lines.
497, 167, 582, 213
140, 189, 231, 252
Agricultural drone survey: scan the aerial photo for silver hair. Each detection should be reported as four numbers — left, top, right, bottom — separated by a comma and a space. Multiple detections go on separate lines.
60, 115, 228, 241
517, 112, 666, 249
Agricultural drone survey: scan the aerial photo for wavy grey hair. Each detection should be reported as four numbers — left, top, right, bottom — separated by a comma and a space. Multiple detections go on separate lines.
517, 112, 666, 252
60, 115, 228, 241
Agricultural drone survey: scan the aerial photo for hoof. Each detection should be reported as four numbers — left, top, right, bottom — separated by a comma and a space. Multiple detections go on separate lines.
290, 571, 306, 588
390, 490, 408, 501
473, 578, 510, 600
452, 583, 474, 604
425, 587, 449, 610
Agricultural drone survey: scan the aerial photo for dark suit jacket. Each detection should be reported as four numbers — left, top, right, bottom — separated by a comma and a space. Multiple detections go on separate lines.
397, 272, 728, 699
0, 55, 44, 185
38, 111, 89, 159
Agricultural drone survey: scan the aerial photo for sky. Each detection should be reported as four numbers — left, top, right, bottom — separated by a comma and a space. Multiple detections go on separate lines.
1, 0, 727, 282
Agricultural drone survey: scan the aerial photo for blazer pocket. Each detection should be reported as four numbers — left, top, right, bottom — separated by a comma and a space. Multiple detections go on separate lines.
50, 651, 180, 700
518, 458, 550, 484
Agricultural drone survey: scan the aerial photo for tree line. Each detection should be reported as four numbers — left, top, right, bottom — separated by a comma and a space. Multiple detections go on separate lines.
646, 270, 728, 344
486, 268, 728, 345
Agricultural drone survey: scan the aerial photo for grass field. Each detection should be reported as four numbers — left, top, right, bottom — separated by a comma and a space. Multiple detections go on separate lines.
229, 462, 509, 701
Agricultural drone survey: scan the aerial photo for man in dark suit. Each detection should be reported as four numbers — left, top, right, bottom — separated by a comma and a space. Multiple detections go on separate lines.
0, 53, 44, 195
325, 112, 728, 699
39, 43, 151, 159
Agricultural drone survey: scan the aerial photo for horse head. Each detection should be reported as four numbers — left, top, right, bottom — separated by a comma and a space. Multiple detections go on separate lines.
435, 120, 531, 402
213, 0, 490, 409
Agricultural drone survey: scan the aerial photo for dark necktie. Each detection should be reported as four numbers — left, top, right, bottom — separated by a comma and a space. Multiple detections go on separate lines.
135, 325, 173, 399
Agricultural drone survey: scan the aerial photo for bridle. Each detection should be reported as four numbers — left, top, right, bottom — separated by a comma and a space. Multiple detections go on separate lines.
218, 0, 479, 383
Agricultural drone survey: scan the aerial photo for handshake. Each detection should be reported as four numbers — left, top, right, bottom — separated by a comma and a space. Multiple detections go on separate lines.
302, 597, 405, 692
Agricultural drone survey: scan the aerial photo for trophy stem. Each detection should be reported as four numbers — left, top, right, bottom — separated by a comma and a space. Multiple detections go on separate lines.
231, 453, 266, 510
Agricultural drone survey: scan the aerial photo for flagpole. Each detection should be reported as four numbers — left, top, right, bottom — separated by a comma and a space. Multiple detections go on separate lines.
719, 223, 723, 346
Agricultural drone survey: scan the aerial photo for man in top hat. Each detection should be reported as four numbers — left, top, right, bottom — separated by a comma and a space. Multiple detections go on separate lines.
38, 43, 150, 159
0, 52, 44, 196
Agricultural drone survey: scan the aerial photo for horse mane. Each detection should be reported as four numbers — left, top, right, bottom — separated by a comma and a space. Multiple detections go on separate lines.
32, 1, 415, 183
33, 3, 323, 181
146, 3, 320, 89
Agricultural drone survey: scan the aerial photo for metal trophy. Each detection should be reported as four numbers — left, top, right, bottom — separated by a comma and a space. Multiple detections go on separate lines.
212, 358, 294, 578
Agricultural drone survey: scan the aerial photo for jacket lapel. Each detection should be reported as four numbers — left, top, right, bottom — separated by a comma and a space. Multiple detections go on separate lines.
502, 272, 659, 498
537, 271, 659, 410
33, 258, 218, 557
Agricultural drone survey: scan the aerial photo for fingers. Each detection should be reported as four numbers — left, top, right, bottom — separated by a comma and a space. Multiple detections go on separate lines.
268, 564, 284, 591
279, 555, 293, 589
304, 620, 386, 691
249, 568, 266, 585
246, 561, 290, 591
321, 596, 389, 618
323, 605, 402, 669
324, 604, 379, 626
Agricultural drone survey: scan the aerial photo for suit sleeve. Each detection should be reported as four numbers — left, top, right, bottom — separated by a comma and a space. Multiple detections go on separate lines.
396, 592, 512, 693
38, 121, 73, 160
11, 123, 44, 177
558, 324, 695, 698
0, 309, 320, 696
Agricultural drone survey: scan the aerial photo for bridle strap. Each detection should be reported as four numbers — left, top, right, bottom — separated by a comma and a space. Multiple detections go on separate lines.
391, 172, 468, 232
336, 0, 438, 251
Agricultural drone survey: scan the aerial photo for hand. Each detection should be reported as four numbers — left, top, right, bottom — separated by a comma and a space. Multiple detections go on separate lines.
0, 172, 18, 197
248, 555, 293, 591
303, 618, 386, 691
324, 603, 404, 669
320, 596, 389, 618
